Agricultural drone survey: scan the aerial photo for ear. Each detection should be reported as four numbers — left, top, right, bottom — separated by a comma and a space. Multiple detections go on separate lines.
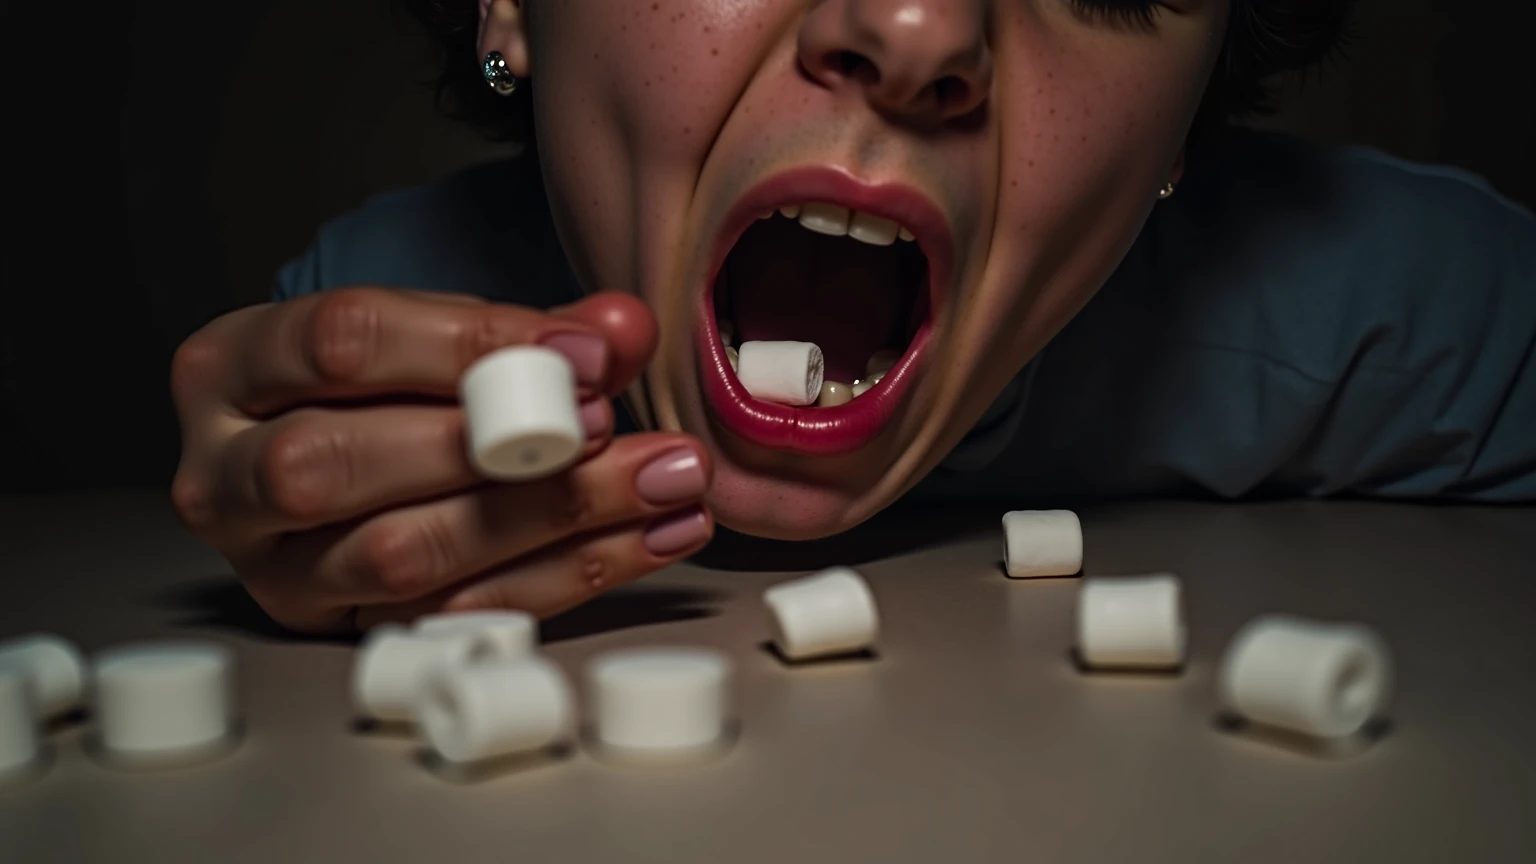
479, 0, 530, 77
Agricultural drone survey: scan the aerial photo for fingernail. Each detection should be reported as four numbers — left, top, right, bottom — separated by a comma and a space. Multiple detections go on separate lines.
579, 398, 609, 439
635, 447, 706, 505
538, 332, 608, 387
643, 508, 711, 556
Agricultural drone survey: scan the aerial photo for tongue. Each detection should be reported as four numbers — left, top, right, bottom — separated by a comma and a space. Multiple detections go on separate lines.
723, 218, 913, 384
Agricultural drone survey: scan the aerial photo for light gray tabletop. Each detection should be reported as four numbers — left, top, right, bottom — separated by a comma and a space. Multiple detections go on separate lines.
1, 493, 1533, 863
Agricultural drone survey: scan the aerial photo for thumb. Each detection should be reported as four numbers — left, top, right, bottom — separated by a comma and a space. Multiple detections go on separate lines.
550, 292, 658, 397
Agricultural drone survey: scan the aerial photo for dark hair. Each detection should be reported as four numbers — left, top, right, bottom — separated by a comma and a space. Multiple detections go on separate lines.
400, 0, 1356, 143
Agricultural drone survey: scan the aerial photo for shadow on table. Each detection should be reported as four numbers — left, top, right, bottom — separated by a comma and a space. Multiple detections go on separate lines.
694, 502, 993, 573
541, 585, 725, 643
151, 579, 358, 644
151, 579, 724, 644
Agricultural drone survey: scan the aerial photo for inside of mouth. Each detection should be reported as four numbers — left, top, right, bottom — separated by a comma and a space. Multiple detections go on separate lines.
713, 208, 930, 388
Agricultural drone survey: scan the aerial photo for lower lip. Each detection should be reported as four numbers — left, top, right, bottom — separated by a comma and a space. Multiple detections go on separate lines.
693, 169, 949, 457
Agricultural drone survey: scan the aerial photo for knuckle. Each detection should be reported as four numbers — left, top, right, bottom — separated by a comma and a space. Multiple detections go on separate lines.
169, 468, 215, 531
305, 288, 383, 383
360, 517, 454, 599
170, 332, 222, 396
257, 422, 343, 521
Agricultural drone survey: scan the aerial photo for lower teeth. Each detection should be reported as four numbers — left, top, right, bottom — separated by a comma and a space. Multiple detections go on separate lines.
728, 335, 893, 407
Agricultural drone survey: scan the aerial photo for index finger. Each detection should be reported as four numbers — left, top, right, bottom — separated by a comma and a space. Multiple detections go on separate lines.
228, 287, 611, 417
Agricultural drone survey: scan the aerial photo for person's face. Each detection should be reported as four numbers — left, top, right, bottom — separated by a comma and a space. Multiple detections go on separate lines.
483, 0, 1227, 539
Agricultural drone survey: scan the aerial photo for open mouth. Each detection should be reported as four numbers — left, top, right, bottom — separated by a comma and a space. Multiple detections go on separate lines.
695, 167, 951, 456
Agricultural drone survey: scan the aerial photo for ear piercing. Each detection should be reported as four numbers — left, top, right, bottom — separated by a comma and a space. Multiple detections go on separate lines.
483, 51, 518, 96
1158, 181, 1177, 200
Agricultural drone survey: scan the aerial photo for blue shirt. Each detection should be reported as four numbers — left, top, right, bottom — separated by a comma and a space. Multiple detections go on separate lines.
275, 128, 1536, 503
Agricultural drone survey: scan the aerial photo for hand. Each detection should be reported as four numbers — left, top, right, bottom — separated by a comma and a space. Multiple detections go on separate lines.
170, 287, 713, 633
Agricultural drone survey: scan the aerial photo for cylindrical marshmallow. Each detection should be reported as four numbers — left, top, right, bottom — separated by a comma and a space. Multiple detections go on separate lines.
736, 341, 824, 406
0, 633, 86, 718
1075, 574, 1185, 669
1002, 510, 1083, 578
1218, 615, 1392, 739
763, 567, 880, 661
0, 665, 41, 779
460, 345, 583, 481
587, 647, 732, 760
93, 642, 235, 762
416, 657, 573, 765
352, 626, 509, 722
414, 611, 537, 659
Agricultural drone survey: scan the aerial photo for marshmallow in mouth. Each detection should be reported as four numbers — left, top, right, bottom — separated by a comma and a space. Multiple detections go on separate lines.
713, 202, 930, 405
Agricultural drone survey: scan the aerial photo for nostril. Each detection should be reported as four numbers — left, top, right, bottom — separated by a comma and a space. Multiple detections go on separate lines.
830, 50, 879, 84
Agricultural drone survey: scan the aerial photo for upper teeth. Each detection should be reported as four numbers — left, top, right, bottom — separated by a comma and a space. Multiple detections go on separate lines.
774, 203, 915, 247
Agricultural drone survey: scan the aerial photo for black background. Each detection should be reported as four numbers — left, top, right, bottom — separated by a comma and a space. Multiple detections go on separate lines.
4, 0, 1534, 492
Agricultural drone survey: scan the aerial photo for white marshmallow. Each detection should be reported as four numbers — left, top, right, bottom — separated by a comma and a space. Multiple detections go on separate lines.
763, 567, 880, 661
1002, 510, 1083, 578
587, 647, 732, 761
0, 665, 41, 779
1219, 615, 1392, 739
93, 642, 235, 763
736, 341, 824, 406
1075, 574, 1186, 669
460, 345, 584, 481
352, 626, 509, 723
416, 658, 573, 765
0, 633, 86, 718
415, 611, 537, 659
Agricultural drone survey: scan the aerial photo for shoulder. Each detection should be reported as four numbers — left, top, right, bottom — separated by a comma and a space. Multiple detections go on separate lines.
1148, 128, 1534, 378
273, 157, 578, 309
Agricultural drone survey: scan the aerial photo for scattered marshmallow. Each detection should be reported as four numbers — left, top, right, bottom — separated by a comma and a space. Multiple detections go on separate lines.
1076, 574, 1186, 670
460, 345, 584, 481
736, 341, 824, 406
0, 633, 86, 719
416, 657, 573, 766
93, 642, 236, 765
1219, 615, 1391, 739
352, 626, 510, 724
0, 665, 41, 780
763, 567, 880, 662
414, 611, 537, 660
1002, 510, 1083, 578
586, 647, 733, 763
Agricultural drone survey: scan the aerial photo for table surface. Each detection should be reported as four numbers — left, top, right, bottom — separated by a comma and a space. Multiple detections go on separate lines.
0, 493, 1533, 864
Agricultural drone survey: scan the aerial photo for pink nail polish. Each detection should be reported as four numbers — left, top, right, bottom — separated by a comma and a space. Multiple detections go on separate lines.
643, 508, 711, 556
579, 399, 609, 439
635, 447, 706, 505
538, 332, 608, 387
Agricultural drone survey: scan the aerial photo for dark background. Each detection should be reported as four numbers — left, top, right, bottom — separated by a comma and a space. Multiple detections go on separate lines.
4, 0, 1534, 493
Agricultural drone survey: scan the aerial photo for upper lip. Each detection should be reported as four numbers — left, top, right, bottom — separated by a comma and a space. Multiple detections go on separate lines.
694, 165, 954, 456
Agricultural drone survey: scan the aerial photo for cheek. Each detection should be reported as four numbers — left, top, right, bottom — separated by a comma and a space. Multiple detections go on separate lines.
527, 1, 780, 293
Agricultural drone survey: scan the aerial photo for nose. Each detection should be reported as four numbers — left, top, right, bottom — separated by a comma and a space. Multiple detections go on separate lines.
798, 0, 992, 123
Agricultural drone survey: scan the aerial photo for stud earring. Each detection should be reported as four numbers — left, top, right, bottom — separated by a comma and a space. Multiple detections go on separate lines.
483, 51, 518, 96
1157, 181, 1177, 201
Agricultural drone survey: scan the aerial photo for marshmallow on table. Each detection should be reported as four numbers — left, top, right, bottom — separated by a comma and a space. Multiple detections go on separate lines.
416, 657, 573, 766
764, 567, 880, 662
1075, 574, 1185, 670
93, 642, 236, 765
586, 647, 733, 763
0, 633, 86, 718
736, 341, 824, 406
1002, 510, 1083, 578
1219, 615, 1392, 739
460, 345, 584, 481
0, 665, 41, 780
414, 611, 537, 659
352, 625, 513, 723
